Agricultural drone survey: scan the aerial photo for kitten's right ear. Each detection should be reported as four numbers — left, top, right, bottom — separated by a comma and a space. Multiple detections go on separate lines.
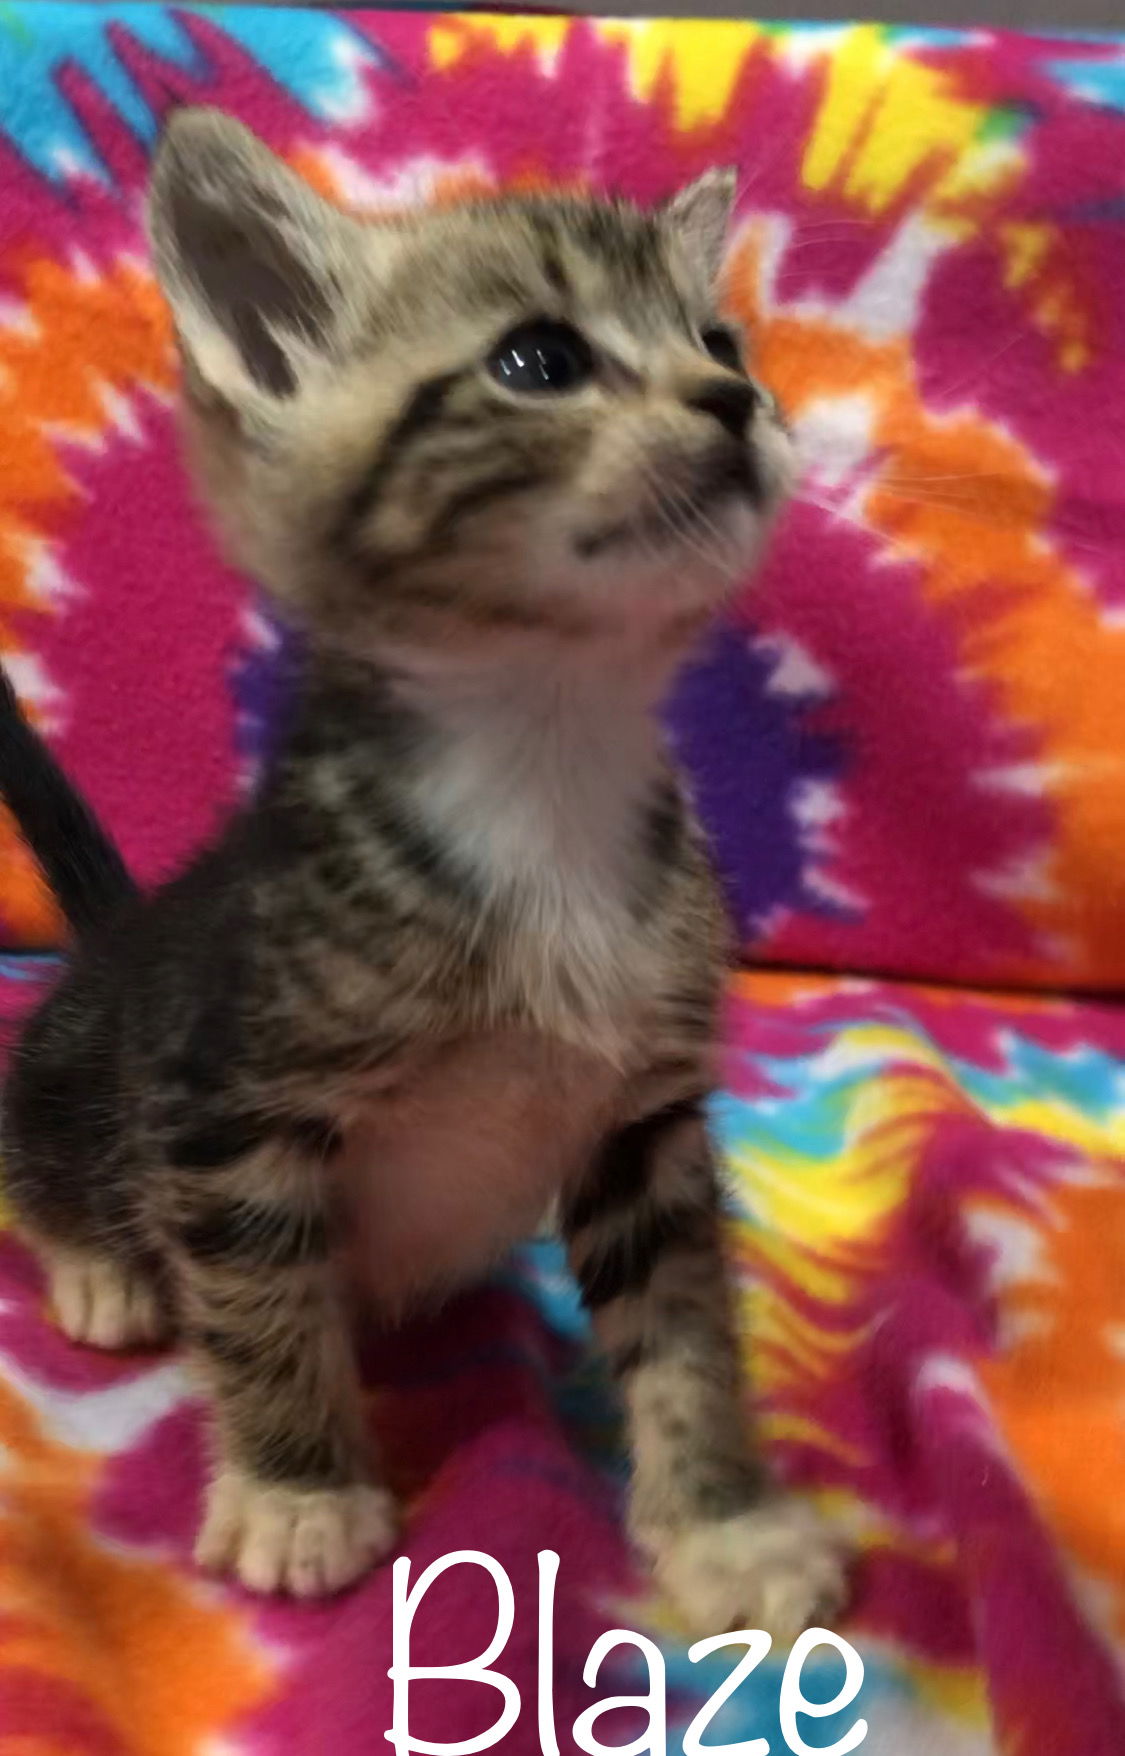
148, 108, 368, 408
662, 167, 737, 289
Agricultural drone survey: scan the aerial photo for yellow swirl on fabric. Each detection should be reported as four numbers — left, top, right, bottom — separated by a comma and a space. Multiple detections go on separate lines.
597, 20, 763, 129
429, 15, 766, 131
729, 1061, 955, 1290
430, 13, 570, 73
720, 1037, 962, 1465
802, 24, 1016, 215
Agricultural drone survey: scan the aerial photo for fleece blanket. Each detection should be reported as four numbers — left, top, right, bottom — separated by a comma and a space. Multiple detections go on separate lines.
2, 9, 1125, 989
2, 9, 1125, 1756
3, 958, 1125, 1754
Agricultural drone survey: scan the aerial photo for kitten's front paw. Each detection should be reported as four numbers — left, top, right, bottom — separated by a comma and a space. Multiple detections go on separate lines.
196, 1473, 398, 1598
644, 1499, 849, 1641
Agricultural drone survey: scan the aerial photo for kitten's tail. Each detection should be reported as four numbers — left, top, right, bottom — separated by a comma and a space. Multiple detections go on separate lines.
0, 664, 137, 941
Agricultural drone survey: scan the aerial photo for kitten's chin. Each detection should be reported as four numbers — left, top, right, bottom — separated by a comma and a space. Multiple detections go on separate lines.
574, 496, 768, 632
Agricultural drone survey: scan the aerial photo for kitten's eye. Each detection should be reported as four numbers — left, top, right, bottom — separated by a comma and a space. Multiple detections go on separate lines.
487, 320, 594, 394
700, 325, 745, 374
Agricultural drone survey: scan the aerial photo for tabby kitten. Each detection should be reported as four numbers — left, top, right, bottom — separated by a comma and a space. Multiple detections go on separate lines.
0, 109, 846, 1634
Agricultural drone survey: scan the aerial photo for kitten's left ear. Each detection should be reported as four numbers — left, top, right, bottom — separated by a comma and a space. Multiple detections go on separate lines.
662, 167, 737, 286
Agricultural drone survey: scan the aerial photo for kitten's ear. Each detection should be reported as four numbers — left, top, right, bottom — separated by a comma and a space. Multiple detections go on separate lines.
662, 167, 738, 287
148, 107, 369, 406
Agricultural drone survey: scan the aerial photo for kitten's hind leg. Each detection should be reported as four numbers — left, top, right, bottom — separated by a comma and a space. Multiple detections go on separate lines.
2, 994, 171, 1352
43, 1243, 169, 1351
165, 1127, 396, 1597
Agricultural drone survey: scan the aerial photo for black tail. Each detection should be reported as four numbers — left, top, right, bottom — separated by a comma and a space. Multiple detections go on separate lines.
0, 664, 137, 941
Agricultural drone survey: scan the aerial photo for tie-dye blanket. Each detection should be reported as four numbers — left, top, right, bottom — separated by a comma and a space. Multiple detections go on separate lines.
2, 8, 1125, 989
3, 8, 1125, 1756
3, 958, 1125, 1753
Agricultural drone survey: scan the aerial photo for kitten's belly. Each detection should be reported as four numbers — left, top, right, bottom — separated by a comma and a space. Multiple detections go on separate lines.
338, 1032, 622, 1314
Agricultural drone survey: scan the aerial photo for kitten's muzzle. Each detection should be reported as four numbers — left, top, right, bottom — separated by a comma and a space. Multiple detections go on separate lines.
668, 435, 763, 528
574, 435, 761, 560
698, 436, 761, 508
685, 376, 760, 443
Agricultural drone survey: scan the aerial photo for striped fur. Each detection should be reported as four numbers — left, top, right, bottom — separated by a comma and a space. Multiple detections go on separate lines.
0, 111, 845, 1628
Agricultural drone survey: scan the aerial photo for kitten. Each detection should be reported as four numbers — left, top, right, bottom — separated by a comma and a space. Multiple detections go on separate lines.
0, 110, 846, 1634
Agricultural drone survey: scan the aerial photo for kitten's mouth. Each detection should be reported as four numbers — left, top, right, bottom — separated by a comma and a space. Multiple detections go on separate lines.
574, 445, 761, 561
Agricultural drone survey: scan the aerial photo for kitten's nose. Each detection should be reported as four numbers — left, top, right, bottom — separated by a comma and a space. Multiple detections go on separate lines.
686, 377, 760, 441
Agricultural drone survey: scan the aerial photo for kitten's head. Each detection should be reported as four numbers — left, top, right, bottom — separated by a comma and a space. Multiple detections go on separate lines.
149, 109, 791, 657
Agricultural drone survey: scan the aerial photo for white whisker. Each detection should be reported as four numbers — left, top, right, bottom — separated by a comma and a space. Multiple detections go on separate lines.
792, 490, 923, 569
928, 332, 1025, 405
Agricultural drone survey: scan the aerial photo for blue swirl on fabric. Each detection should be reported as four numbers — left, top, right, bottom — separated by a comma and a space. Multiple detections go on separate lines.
0, 2, 378, 180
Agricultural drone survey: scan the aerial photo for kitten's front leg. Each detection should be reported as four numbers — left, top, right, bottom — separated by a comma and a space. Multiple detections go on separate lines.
166, 1133, 396, 1597
564, 1091, 848, 1638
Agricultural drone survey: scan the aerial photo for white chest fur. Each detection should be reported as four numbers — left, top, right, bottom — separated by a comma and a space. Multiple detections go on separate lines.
340, 640, 679, 1311
396, 638, 674, 1040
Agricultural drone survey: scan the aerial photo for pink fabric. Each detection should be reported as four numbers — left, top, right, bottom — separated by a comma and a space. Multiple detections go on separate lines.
4, 958, 1125, 1751
1, 10, 1125, 1754
3, 9, 1125, 988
